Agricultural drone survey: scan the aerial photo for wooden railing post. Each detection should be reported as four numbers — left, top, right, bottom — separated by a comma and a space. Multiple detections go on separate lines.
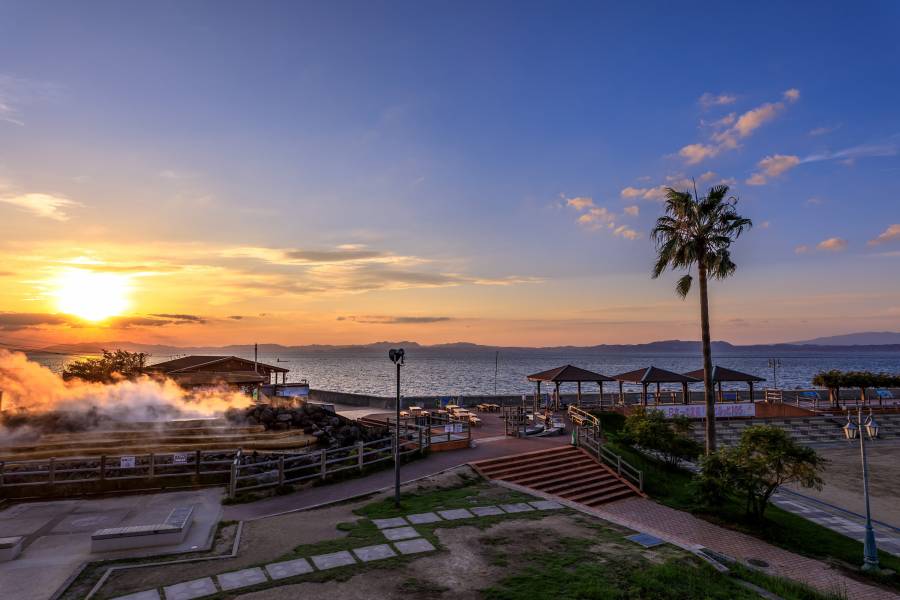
320, 449, 327, 480
278, 456, 285, 486
195, 450, 202, 476
616, 455, 622, 476
229, 459, 237, 499
48, 457, 55, 486
358, 441, 365, 471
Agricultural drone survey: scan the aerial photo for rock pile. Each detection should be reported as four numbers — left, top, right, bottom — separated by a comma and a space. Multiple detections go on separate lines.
226, 402, 386, 448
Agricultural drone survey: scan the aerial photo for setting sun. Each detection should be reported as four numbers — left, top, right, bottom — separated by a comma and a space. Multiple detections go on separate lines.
53, 269, 131, 322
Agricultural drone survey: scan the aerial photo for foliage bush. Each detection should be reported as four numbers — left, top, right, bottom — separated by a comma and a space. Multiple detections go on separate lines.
698, 425, 825, 519
62, 349, 149, 383
618, 407, 702, 467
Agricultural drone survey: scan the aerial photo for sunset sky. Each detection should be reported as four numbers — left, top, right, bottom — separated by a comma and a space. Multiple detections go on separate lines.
1, 1, 899, 348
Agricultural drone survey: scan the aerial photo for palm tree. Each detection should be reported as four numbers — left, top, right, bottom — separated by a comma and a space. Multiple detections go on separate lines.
651, 183, 752, 454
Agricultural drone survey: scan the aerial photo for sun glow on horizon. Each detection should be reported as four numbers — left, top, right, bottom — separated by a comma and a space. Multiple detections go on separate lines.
52, 269, 132, 322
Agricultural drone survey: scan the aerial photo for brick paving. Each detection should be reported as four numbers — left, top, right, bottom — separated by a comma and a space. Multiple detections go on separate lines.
594, 497, 894, 600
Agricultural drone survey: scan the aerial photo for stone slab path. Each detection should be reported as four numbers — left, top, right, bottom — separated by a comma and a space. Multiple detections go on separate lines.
593, 497, 893, 600
111, 500, 565, 600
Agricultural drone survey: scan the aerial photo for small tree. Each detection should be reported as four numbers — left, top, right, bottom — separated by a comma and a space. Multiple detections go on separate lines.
620, 407, 702, 467
704, 425, 825, 520
62, 349, 149, 383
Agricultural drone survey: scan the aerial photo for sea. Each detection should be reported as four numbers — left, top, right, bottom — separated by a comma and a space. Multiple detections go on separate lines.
26, 349, 900, 398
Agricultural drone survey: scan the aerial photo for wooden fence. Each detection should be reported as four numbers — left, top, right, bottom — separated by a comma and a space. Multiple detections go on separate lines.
0, 449, 236, 498
228, 423, 430, 497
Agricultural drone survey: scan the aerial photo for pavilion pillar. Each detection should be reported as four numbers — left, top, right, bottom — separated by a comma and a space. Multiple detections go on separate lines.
577, 381, 582, 407
536, 381, 541, 414
555, 382, 561, 411
598, 381, 603, 408
618, 381, 624, 405
717, 381, 722, 403
682, 382, 689, 405
749, 381, 754, 405
641, 383, 648, 406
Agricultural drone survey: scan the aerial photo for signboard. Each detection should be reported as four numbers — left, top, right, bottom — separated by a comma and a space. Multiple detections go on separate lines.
654, 403, 755, 420
173, 453, 188, 465
119, 456, 136, 469
444, 424, 453, 433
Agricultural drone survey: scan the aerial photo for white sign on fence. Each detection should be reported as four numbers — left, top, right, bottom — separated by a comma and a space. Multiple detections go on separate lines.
444, 424, 453, 433
173, 453, 188, 465
119, 456, 136, 469
654, 402, 755, 420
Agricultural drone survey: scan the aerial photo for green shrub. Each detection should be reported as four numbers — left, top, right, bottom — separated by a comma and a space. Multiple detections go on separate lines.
619, 407, 702, 467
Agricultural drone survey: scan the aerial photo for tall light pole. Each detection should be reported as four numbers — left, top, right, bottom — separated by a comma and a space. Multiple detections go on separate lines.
389, 348, 405, 507
843, 407, 880, 571
768, 358, 782, 389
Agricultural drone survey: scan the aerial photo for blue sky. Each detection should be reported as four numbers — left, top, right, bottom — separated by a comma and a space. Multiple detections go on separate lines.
0, 1, 898, 346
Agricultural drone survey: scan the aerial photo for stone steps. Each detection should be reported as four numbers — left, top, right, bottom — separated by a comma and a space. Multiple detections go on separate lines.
471, 446, 639, 507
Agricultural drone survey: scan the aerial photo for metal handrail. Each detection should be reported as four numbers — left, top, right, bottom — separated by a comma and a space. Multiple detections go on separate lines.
567, 405, 600, 428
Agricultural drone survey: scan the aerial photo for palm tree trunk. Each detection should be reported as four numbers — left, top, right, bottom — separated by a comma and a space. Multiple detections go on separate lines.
698, 264, 716, 454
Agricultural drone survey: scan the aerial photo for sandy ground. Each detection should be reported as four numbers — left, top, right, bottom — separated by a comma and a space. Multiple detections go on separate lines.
787, 440, 900, 526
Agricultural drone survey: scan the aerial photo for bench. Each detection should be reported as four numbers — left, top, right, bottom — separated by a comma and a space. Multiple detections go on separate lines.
0, 536, 24, 562
91, 505, 194, 553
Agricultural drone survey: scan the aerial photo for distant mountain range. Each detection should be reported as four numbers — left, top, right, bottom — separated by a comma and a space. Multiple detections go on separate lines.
36, 334, 900, 358
791, 331, 900, 346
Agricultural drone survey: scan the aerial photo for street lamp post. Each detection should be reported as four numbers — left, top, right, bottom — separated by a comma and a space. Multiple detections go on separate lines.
843, 407, 880, 571
389, 348, 405, 507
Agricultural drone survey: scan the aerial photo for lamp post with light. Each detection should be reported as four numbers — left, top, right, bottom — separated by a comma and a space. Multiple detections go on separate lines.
389, 348, 405, 507
843, 407, 880, 571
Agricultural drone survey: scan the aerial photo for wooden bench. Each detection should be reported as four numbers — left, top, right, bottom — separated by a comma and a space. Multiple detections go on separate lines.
0, 536, 23, 562
91, 505, 194, 553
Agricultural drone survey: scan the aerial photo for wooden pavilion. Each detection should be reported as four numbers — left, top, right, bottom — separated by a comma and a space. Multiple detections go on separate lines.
611, 366, 700, 405
683, 366, 765, 403
526, 364, 615, 410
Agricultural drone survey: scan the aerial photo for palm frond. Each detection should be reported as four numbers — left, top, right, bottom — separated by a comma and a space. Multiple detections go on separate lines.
676, 274, 693, 298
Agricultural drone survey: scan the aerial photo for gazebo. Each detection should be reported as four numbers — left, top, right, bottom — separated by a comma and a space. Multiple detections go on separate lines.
611, 366, 700, 405
526, 364, 615, 410
683, 366, 765, 403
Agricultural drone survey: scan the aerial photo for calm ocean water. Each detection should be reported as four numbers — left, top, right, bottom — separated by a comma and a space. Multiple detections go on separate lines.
28, 349, 899, 397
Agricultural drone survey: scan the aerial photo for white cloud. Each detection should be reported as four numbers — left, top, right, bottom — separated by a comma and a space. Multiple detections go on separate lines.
613, 225, 640, 240
805, 197, 823, 206
869, 224, 900, 246
809, 124, 840, 136
759, 220, 771, 229
801, 143, 898, 164
679, 143, 720, 164
795, 245, 810, 254
565, 195, 637, 240
817, 237, 847, 252
566, 196, 595, 210
623, 205, 639, 216
745, 154, 800, 185
619, 185, 668, 201
699, 92, 737, 108
699, 171, 717, 182
678, 89, 799, 164
0, 193, 82, 221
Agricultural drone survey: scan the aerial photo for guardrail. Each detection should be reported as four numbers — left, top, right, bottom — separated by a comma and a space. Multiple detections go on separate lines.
574, 425, 643, 493
228, 423, 430, 498
567, 405, 600, 429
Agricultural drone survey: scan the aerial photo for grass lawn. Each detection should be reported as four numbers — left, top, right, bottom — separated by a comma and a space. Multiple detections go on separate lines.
593, 411, 900, 594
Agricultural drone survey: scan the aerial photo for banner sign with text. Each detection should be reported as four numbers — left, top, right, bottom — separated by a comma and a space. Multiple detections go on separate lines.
654, 403, 755, 419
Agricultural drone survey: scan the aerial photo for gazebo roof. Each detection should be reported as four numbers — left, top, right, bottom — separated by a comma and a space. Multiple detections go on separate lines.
683, 366, 765, 383
526, 364, 615, 383
612, 366, 701, 384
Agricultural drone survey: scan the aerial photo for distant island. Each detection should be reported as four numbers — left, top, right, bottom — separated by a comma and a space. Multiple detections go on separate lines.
35, 332, 900, 358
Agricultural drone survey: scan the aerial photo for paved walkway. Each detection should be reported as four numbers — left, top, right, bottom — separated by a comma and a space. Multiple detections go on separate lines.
592, 497, 894, 600
223, 433, 568, 521
772, 488, 900, 557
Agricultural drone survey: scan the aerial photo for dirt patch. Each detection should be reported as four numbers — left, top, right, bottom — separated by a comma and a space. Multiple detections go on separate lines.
99, 500, 366, 598
234, 512, 680, 600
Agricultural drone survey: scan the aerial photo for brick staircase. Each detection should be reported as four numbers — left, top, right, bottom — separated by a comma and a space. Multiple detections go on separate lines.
688, 413, 900, 447
471, 445, 640, 507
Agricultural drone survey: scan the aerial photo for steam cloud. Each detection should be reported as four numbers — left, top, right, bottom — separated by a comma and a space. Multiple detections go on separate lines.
0, 350, 251, 440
